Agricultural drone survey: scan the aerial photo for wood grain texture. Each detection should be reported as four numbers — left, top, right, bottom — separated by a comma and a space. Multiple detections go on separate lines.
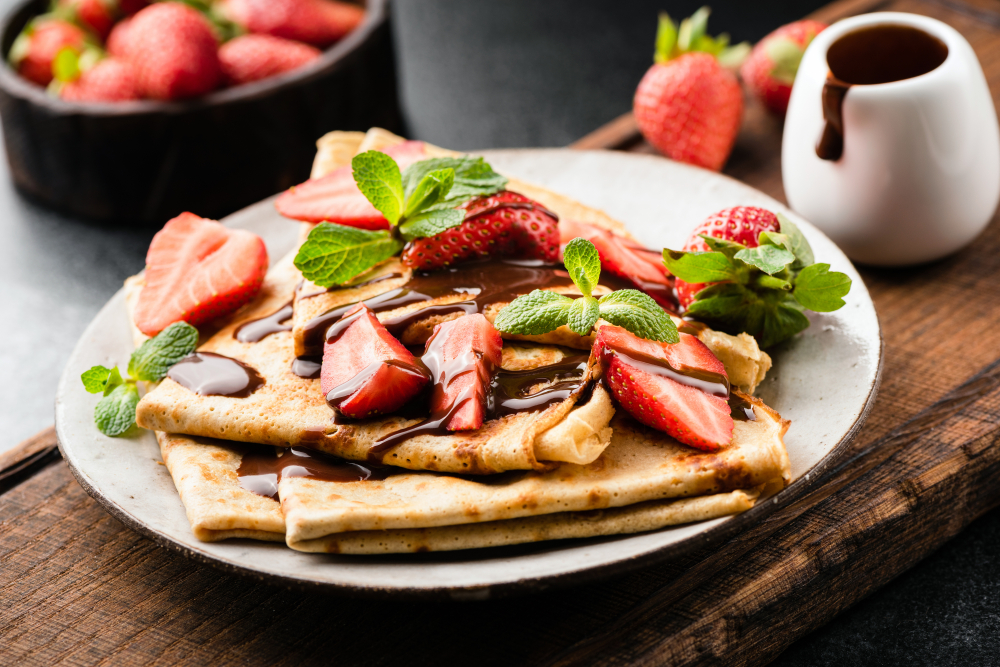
3, 0, 1000, 664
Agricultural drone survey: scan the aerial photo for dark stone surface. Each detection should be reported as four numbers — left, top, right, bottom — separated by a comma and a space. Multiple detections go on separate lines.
0, 0, 996, 664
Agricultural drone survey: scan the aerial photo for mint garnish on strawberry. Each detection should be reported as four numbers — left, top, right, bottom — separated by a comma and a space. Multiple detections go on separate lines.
294, 152, 509, 287
495, 238, 679, 343
82, 322, 198, 436
663, 213, 852, 348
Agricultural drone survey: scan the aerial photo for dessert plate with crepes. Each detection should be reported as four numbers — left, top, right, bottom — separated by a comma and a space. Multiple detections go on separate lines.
55, 129, 881, 597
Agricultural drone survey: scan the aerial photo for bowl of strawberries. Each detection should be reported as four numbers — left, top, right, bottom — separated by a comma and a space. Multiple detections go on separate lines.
0, 0, 401, 224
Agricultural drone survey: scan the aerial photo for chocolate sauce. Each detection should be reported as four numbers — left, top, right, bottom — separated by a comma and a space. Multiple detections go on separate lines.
234, 301, 293, 343
301, 258, 577, 355
297, 272, 404, 300
167, 352, 265, 398
817, 24, 948, 161
382, 301, 479, 337
728, 393, 757, 421
236, 445, 397, 500
599, 343, 729, 398
291, 355, 322, 379
487, 354, 590, 419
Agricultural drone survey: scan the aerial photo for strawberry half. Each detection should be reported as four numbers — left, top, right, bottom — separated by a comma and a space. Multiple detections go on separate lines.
596, 325, 733, 451
134, 212, 268, 336
560, 219, 674, 309
321, 304, 430, 419
275, 141, 427, 228
675, 206, 780, 309
423, 314, 502, 431
400, 193, 521, 270
464, 191, 560, 262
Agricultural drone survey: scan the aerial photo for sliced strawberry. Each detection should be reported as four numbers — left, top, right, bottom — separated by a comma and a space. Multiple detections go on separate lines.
595, 325, 733, 451
400, 195, 516, 270
423, 314, 502, 431
134, 212, 268, 336
321, 304, 430, 419
274, 141, 427, 228
561, 219, 675, 309
462, 191, 560, 262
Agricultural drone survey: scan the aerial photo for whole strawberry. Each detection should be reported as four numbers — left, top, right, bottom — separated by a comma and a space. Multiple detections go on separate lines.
219, 0, 364, 48
121, 2, 222, 100
633, 8, 749, 171
105, 17, 132, 57
674, 206, 780, 308
60, 57, 141, 102
219, 34, 321, 86
57, 0, 116, 40
9, 16, 88, 86
741, 19, 827, 116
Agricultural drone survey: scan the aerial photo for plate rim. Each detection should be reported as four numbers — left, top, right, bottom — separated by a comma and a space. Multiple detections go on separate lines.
54, 148, 883, 599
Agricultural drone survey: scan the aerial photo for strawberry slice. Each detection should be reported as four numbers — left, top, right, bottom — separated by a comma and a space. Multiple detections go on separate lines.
134, 212, 268, 337
321, 304, 430, 418
400, 195, 514, 270
595, 325, 733, 451
464, 191, 560, 262
561, 219, 675, 309
275, 141, 427, 228
423, 314, 502, 431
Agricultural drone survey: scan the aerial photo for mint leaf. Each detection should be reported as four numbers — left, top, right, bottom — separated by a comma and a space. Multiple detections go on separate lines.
793, 263, 852, 312
567, 296, 600, 336
563, 237, 601, 297
103, 367, 125, 396
663, 249, 737, 283
401, 157, 507, 207
494, 290, 573, 336
398, 208, 464, 242
352, 151, 404, 226
94, 382, 140, 437
734, 244, 795, 275
82, 365, 113, 393
404, 168, 454, 219
129, 321, 198, 381
776, 213, 815, 268
598, 289, 679, 343
294, 222, 404, 288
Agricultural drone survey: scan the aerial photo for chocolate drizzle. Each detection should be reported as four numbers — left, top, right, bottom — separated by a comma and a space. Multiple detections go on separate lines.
236, 445, 398, 500
291, 355, 322, 379
297, 271, 404, 300
599, 344, 730, 398
167, 352, 265, 398
487, 354, 590, 419
234, 301, 293, 343
728, 393, 757, 421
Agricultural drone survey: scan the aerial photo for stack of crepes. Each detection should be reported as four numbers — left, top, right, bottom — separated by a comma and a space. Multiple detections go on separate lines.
129, 128, 791, 554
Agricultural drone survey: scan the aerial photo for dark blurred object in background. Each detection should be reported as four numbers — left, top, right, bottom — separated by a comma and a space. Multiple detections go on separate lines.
393, 0, 827, 150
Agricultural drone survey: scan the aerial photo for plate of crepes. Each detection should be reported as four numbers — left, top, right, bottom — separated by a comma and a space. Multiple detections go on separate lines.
55, 128, 881, 598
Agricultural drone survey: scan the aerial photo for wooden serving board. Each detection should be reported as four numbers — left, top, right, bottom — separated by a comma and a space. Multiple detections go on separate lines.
3, 0, 1000, 664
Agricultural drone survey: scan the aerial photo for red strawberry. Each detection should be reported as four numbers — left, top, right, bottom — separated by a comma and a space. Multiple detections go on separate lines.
675, 206, 780, 309
60, 58, 140, 102
121, 2, 222, 100
275, 140, 427, 227
321, 304, 429, 419
400, 194, 519, 270
560, 219, 674, 309
58, 0, 116, 40
10, 17, 88, 86
219, 34, 321, 85
633, 10, 747, 172
105, 17, 132, 58
741, 20, 826, 116
219, 0, 364, 48
595, 325, 732, 451
134, 212, 269, 336
423, 314, 502, 431
465, 191, 560, 262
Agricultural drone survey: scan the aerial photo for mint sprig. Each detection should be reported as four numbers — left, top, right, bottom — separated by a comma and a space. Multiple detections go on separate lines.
495, 238, 679, 343
293, 153, 508, 288
81, 322, 198, 437
663, 212, 852, 348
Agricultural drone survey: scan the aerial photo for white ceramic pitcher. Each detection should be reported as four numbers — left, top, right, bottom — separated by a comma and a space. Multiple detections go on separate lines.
782, 12, 1000, 266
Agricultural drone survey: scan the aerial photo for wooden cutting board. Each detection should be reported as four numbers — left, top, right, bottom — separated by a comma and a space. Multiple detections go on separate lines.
3, 0, 1000, 664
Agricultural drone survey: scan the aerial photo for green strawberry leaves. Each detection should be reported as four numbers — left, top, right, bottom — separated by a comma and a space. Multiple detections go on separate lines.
495, 238, 678, 343
665, 213, 853, 348
652, 6, 750, 68
294, 152, 508, 287
81, 322, 199, 437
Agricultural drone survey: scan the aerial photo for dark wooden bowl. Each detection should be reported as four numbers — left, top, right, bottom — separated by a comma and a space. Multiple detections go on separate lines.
0, 0, 402, 225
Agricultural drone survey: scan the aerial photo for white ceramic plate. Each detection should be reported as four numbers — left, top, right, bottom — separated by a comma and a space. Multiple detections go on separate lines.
55, 149, 882, 599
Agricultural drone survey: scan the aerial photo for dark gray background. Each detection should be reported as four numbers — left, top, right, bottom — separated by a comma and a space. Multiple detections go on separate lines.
0, 0, 996, 663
